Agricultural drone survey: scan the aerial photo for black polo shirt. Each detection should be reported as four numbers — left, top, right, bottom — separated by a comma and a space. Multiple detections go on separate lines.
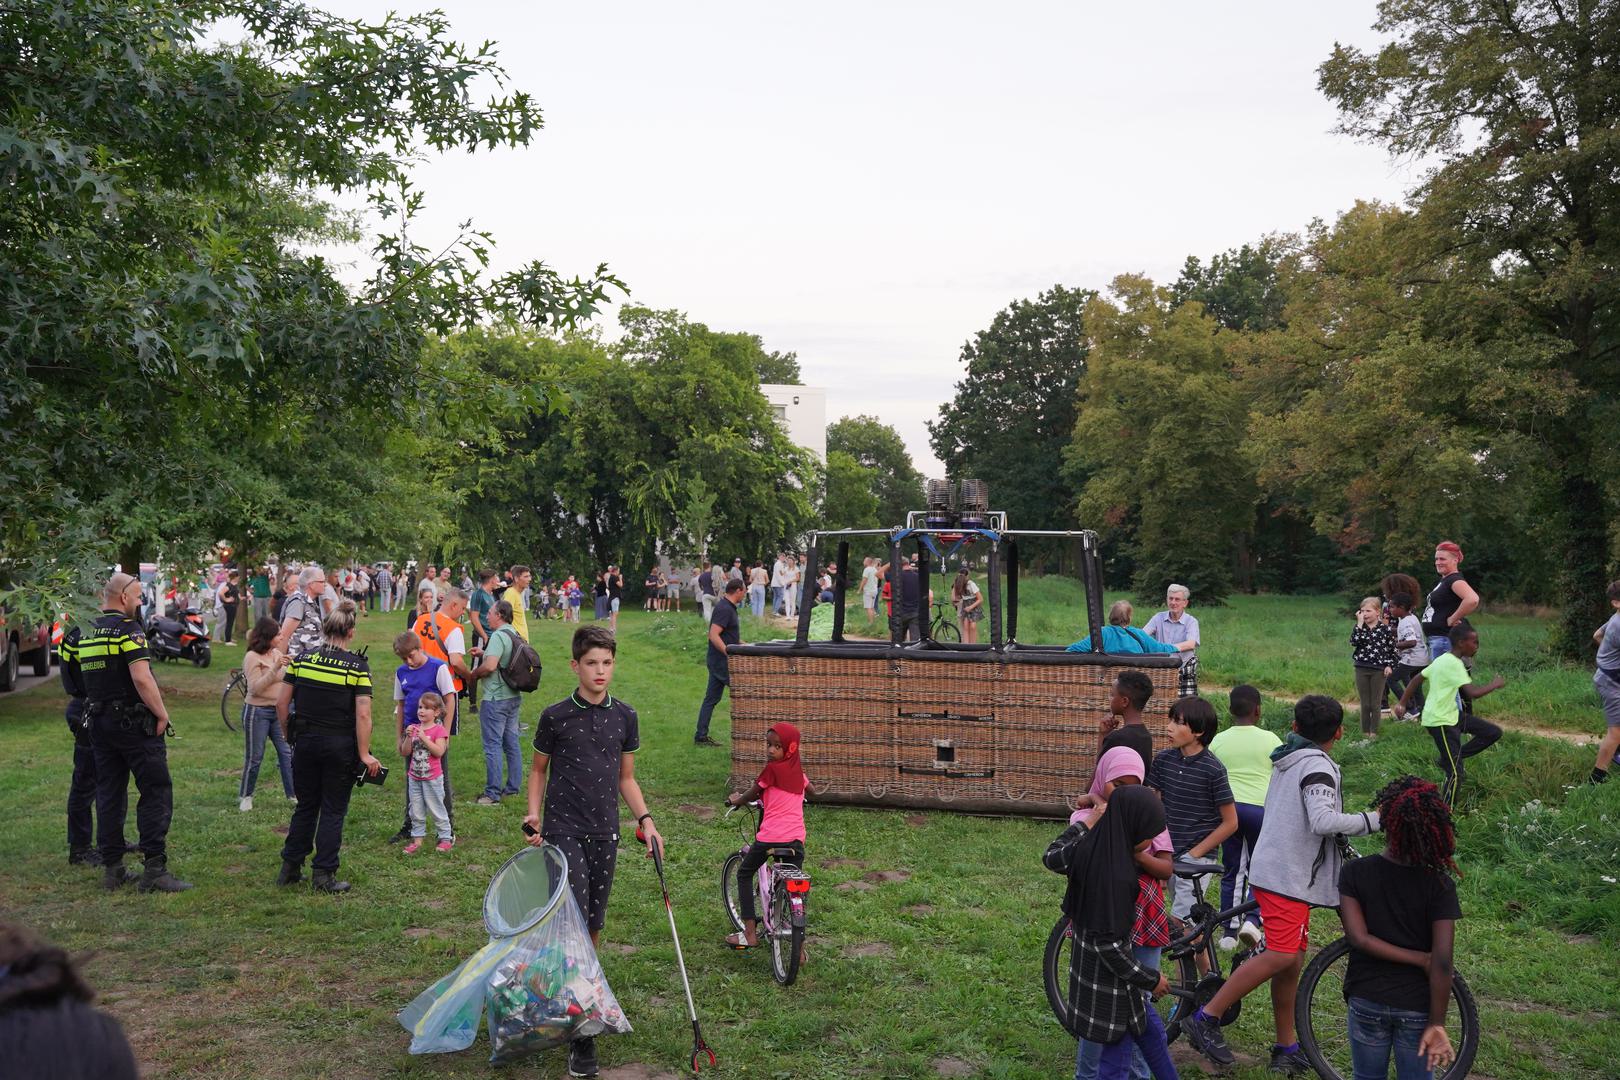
283, 644, 372, 737
79, 610, 150, 705
533, 691, 640, 838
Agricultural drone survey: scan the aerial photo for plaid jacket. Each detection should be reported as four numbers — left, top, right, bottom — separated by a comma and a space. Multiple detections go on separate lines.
1044, 823, 1163, 1042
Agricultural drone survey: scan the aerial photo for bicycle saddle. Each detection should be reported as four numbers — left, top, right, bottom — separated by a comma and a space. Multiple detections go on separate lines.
1173, 860, 1216, 878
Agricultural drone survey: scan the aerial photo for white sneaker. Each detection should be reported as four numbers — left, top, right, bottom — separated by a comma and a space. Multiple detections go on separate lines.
1218, 934, 1239, 952
1238, 920, 1263, 948
239, 796, 253, 812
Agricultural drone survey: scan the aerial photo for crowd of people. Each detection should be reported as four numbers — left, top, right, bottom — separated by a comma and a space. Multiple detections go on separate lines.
36, 536, 1620, 1080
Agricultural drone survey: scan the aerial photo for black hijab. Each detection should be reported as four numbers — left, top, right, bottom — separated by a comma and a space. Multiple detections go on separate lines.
1062, 784, 1167, 936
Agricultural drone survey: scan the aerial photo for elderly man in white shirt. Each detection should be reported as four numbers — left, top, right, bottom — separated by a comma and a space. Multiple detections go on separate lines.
1144, 583, 1201, 697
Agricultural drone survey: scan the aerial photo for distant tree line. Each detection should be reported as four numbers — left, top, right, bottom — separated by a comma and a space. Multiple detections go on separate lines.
927, 0, 1619, 657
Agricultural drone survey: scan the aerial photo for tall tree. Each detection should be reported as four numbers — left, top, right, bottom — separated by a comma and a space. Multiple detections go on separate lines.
1319, 0, 1620, 654
827, 415, 924, 527
1171, 239, 1292, 333
1066, 277, 1254, 601
821, 451, 882, 530
0, 1, 620, 623
928, 286, 1093, 545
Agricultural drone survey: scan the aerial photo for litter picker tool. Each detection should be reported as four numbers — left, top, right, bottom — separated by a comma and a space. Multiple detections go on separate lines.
638, 827, 715, 1074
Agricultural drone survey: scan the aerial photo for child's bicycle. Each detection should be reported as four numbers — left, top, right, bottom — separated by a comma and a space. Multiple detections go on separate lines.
1044, 859, 1257, 1044
1043, 859, 1480, 1080
720, 800, 811, 986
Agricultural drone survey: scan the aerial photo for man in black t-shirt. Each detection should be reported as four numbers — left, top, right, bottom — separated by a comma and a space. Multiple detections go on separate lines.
694, 579, 745, 746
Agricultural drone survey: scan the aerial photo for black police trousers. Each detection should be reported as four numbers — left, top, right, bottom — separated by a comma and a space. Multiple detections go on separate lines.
91, 708, 172, 864
66, 698, 97, 853
282, 731, 358, 872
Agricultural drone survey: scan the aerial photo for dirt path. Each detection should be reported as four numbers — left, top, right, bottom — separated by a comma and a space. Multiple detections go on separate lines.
1202, 683, 1601, 747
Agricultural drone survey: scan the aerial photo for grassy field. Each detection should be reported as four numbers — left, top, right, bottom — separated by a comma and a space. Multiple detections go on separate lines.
998, 579, 1604, 737
0, 596, 1614, 1079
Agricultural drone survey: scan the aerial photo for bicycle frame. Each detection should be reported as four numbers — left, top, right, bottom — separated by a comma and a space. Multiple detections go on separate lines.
728, 803, 812, 937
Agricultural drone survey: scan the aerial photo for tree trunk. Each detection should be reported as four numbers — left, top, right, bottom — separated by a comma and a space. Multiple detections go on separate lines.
1552, 427, 1611, 659
117, 542, 145, 575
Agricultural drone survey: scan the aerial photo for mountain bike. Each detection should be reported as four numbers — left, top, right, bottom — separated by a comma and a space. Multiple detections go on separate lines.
928, 599, 960, 642
720, 801, 811, 986
1045, 859, 1257, 1042
1294, 916, 1479, 1080
220, 668, 246, 731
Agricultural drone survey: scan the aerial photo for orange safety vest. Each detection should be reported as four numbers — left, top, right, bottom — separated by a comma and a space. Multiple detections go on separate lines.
412, 611, 465, 692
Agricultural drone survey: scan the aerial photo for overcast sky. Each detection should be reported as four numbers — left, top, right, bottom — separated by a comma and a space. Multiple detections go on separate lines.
321, 1, 1418, 475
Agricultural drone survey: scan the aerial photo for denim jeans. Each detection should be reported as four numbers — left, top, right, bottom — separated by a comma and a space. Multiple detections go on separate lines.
1220, 802, 1265, 930
771, 585, 783, 615
749, 584, 766, 617
694, 672, 728, 740
1348, 996, 1433, 1080
240, 702, 295, 798
479, 696, 523, 800
408, 775, 453, 841
1075, 945, 1164, 1080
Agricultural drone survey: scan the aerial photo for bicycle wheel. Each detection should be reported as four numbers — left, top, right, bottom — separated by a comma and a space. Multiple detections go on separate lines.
220, 670, 245, 731
768, 882, 803, 986
1296, 937, 1479, 1080
720, 852, 746, 933
932, 619, 961, 642
1044, 917, 1196, 1040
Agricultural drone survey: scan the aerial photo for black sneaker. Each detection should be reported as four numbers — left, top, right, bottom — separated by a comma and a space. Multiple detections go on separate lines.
68, 849, 103, 867
1269, 1046, 1311, 1075
1182, 1009, 1236, 1066
568, 1035, 599, 1077
693, 736, 721, 747
386, 827, 411, 844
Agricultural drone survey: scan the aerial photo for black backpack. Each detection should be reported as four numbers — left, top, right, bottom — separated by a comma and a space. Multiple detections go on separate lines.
494, 626, 542, 693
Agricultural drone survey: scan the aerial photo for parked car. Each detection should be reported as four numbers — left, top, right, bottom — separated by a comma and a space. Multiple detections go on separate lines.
0, 606, 52, 691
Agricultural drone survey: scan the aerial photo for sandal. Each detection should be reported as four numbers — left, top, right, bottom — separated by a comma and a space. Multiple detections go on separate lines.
721, 933, 757, 950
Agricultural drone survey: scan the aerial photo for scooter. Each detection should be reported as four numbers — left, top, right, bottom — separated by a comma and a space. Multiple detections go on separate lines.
146, 607, 212, 668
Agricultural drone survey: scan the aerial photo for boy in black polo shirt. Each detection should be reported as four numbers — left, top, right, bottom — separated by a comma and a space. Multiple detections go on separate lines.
522, 625, 662, 1078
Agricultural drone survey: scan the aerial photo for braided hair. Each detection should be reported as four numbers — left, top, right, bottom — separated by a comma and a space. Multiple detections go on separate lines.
1372, 776, 1460, 878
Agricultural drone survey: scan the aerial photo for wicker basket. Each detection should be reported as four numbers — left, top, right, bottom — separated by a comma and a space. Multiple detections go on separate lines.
728, 643, 1180, 817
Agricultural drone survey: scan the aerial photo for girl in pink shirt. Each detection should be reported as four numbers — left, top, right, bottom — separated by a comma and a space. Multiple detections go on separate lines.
400, 693, 453, 854
724, 722, 816, 950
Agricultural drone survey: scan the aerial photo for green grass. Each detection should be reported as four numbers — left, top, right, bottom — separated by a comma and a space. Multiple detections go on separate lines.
976, 578, 1604, 736
0, 602, 1614, 1079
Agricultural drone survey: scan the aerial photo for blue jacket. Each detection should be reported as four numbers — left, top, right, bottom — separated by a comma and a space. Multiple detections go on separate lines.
1065, 625, 1181, 655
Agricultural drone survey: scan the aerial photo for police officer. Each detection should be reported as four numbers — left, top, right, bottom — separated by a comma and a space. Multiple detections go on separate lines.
58, 621, 100, 867
83, 572, 192, 892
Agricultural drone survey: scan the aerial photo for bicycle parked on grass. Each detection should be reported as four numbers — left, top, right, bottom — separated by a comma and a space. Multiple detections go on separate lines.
720, 800, 811, 986
928, 599, 960, 642
220, 668, 246, 731
1043, 859, 1478, 1079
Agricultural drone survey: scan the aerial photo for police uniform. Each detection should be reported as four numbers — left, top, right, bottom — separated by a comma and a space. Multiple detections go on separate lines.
280, 643, 372, 890
80, 609, 174, 877
58, 626, 99, 866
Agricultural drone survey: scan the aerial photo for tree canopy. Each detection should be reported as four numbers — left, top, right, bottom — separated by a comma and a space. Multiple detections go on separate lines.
827, 415, 924, 528
0, 0, 621, 622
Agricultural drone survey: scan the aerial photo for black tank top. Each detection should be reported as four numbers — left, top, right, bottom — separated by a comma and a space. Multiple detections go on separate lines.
1422, 572, 1466, 636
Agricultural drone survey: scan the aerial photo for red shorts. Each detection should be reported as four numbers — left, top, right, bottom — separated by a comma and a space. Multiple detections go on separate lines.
1254, 886, 1310, 954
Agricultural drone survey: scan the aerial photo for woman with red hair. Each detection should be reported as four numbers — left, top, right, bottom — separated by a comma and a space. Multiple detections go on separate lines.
1420, 543, 1478, 660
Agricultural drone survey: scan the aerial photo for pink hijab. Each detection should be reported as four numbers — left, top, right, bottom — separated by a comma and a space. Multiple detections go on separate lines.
1072, 746, 1173, 854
